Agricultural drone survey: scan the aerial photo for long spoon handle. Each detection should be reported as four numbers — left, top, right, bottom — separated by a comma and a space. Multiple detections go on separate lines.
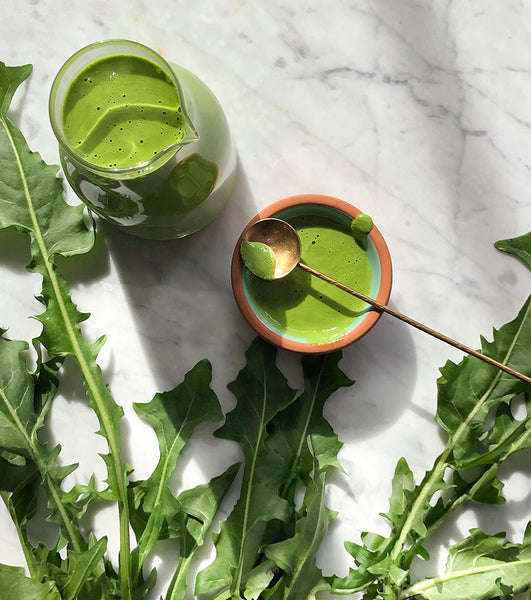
298, 262, 531, 386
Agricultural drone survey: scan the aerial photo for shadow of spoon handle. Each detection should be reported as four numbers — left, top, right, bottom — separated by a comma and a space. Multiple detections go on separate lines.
298, 261, 531, 386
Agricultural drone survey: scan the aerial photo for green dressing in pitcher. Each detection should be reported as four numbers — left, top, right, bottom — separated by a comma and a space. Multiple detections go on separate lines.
62, 54, 187, 169
49, 40, 236, 239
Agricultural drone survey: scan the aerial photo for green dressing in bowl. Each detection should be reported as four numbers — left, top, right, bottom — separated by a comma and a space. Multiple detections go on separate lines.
246, 214, 373, 345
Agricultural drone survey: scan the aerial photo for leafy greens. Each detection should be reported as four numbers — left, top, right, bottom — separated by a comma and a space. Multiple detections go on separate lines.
0, 60, 530, 600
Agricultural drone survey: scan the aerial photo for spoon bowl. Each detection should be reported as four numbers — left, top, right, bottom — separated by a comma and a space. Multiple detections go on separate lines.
243, 218, 301, 279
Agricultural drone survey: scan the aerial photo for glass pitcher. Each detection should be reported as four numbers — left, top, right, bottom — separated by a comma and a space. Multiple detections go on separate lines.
49, 40, 237, 240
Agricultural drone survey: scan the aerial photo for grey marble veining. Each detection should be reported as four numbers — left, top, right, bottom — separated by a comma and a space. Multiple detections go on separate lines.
0, 1, 529, 598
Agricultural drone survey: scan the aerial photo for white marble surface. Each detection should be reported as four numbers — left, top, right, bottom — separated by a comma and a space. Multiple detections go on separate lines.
1, 1, 530, 598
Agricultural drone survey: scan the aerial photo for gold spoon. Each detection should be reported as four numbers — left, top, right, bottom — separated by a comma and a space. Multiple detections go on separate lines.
243, 217, 531, 386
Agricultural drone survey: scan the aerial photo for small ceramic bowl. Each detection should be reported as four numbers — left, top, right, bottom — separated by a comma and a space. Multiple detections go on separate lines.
231, 194, 392, 353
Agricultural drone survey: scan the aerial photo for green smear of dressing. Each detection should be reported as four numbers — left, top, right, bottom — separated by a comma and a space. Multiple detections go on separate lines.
351, 213, 373, 239
62, 54, 185, 169
241, 237, 277, 280
248, 215, 372, 344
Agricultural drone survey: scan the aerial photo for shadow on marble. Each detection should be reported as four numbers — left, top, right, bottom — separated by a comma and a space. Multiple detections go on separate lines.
325, 309, 419, 441
99, 155, 258, 392
93, 159, 258, 579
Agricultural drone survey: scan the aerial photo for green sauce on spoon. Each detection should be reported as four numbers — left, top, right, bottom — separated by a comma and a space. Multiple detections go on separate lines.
240, 237, 277, 280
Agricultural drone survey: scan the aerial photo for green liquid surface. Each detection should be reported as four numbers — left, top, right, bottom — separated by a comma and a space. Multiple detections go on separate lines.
62, 54, 185, 169
248, 215, 373, 344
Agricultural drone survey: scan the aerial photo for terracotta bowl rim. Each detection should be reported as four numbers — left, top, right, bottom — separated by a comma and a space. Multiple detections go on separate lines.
230, 193, 393, 354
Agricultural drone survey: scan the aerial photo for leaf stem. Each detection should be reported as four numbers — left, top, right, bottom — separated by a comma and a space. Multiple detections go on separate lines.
0, 492, 39, 580
420, 463, 499, 546
165, 553, 193, 600
399, 558, 531, 599
1, 115, 132, 600
232, 359, 268, 595
0, 384, 84, 553
390, 364, 504, 562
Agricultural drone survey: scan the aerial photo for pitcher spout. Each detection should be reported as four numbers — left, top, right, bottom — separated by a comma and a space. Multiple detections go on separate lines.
179, 107, 200, 146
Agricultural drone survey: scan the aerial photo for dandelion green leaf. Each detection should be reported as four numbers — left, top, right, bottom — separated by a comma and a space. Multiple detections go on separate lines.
0, 64, 93, 257
0, 334, 36, 456
402, 526, 531, 600
62, 537, 108, 600
0, 62, 32, 115
332, 232, 531, 599
263, 454, 336, 600
164, 463, 240, 600
241, 560, 277, 600
0, 454, 38, 497
436, 296, 531, 467
131, 359, 224, 572
0, 61, 132, 597
196, 342, 353, 599
0, 564, 61, 600
495, 231, 531, 268
0, 333, 87, 552
195, 338, 298, 598
457, 399, 531, 469
175, 462, 240, 536
266, 351, 353, 498
0, 60, 125, 498
132, 360, 223, 515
